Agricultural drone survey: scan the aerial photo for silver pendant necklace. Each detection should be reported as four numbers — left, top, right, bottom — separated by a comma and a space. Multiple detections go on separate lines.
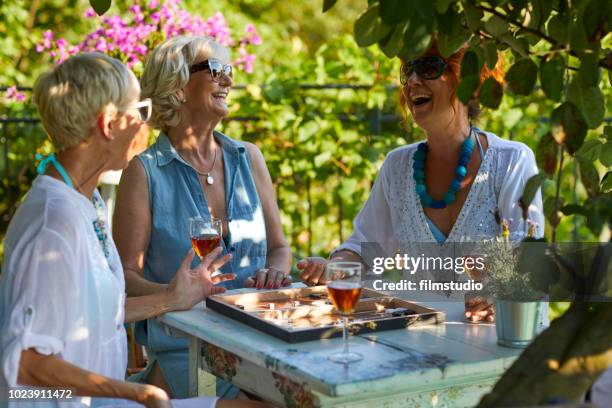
192, 147, 217, 185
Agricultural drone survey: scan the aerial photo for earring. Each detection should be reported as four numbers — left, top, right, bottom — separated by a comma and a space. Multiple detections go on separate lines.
182, 98, 187, 103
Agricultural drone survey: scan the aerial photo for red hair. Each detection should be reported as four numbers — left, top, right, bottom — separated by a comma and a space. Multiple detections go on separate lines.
399, 40, 505, 123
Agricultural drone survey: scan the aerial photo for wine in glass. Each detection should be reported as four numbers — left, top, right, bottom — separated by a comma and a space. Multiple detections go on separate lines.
326, 261, 363, 364
189, 217, 222, 259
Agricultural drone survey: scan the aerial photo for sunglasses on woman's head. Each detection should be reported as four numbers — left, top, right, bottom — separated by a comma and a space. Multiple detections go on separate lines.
126, 98, 152, 122
400, 55, 448, 84
189, 59, 233, 82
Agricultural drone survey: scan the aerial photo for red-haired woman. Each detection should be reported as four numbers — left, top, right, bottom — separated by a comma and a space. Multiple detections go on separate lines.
298, 43, 545, 324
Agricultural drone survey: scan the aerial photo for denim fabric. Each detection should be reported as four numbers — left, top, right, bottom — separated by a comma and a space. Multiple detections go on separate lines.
134, 131, 266, 397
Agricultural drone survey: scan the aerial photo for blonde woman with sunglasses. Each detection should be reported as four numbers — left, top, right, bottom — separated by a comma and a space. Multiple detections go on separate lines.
113, 36, 292, 399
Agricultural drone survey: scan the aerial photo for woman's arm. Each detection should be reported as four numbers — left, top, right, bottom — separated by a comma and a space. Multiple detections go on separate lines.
297, 153, 397, 284
18, 349, 170, 408
113, 158, 166, 296
124, 248, 233, 323
245, 142, 292, 289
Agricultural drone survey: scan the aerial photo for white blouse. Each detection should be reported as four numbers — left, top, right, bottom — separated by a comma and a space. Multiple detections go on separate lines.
0, 176, 216, 408
336, 130, 545, 255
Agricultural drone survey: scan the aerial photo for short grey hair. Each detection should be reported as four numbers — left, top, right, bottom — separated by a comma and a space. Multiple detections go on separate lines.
33, 53, 133, 150
140, 36, 230, 132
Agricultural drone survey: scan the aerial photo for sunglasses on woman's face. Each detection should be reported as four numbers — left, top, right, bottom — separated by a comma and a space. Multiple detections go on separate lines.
189, 58, 233, 82
400, 55, 448, 84
126, 98, 152, 123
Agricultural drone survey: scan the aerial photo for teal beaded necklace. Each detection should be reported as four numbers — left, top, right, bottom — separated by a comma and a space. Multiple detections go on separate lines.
413, 126, 475, 209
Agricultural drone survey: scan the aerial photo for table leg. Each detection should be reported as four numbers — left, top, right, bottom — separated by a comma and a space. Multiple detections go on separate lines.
188, 337, 217, 397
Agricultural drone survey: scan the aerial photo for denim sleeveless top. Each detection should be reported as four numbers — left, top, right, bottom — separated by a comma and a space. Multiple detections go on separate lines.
135, 131, 267, 352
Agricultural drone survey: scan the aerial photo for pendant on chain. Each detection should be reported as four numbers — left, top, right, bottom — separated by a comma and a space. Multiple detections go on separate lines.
206, 173, 214, 185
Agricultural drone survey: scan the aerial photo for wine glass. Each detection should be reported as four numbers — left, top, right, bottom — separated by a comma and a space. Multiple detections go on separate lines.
189, 217, 222, 260
326, 261, 363, 364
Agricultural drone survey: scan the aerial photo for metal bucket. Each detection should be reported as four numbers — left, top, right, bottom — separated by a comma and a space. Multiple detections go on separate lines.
495, 300, 542, 348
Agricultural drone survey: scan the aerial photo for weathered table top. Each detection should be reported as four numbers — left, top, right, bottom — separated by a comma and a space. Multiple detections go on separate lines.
157, 285, 521, 398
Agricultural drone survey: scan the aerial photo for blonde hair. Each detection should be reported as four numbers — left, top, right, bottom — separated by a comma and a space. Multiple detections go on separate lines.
140, 36, 230, 132
33, 53, 133, 150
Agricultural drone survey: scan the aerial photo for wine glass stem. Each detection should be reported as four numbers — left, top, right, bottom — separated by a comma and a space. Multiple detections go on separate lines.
342, 315, 349, 355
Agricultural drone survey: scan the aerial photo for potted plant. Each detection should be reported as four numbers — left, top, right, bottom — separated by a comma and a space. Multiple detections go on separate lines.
482, 220, 547, 348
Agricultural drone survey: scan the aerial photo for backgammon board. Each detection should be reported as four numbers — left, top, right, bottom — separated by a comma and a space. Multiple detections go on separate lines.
205, 286, 445, 342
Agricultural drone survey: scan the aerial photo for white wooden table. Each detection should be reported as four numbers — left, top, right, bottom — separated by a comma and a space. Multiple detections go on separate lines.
157, 286, 520, 407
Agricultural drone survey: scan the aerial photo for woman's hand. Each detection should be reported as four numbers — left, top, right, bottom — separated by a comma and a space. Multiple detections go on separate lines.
138, 384, 172, 408
168, 247, 234, 310
245, 267, 292, 289
296, 257, 327, 286
465, 295, 495, 323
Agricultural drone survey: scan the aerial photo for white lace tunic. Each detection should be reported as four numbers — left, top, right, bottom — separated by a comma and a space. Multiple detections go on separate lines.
337, 130, 544, 254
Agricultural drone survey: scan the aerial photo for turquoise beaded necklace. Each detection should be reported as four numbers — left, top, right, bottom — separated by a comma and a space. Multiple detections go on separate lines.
413, 126, 475, 209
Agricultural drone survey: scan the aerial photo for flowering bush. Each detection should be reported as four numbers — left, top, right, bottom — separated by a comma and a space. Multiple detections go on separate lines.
3, 86, 26, 103
35, 0, 261, 74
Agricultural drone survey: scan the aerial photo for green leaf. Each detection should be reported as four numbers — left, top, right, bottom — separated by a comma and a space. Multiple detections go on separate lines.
500, 33, 529, 58
529, 0, 553, 30
520, 173, 547, 219
560, 204, 588, 216
90, 0, 111, 15
460, 50, 481, 77
322, 0, 338, 12
601, 171, 612, 193
463, 3, 483, 32
566, 77, 605, 129
547, 12, 570, 44
605, 126, 612, 142
551, 102, 588, 155
379, 22, 406, 58
398, 25, 433, 61
354, 4, 393, 47
483, 41, 498, 70
434, 0, 455, 14
314, 151, 332, 167
569, 17, 590, 52
506, 58, 538, 95
539, 55, 565, 102
601, 143, 612, 167
578, 51, 600, 87
576, 138, 604, 162
577, 157, 601, 197
379, 0, 414, 24
456, 75, 480, 104
484, 15, 508, 38
436, 7, 470, 57
397, 1, 434, 60
583, 0, 612, 41
536, 132, 560, 175
478, 77, 503, 109
338, 178, 358, 200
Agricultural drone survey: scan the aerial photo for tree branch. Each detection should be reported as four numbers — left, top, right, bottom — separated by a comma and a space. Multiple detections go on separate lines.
476, 4, 611, 71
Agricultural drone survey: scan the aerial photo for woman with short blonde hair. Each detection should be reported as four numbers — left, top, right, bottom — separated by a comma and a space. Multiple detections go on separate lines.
0, 52, 268, 408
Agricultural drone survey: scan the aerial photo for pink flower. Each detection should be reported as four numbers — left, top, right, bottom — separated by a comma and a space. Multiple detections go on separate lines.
5, 86, 27, 102
35, 2, 260, 73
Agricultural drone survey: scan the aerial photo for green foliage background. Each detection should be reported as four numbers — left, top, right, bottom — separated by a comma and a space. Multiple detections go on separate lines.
1, 1, 610, 321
